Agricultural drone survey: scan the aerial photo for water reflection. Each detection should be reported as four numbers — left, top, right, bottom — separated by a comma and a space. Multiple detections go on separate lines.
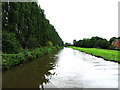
43, 48, 118, 88
2, 50, 60, 88
2, 48, 118, 88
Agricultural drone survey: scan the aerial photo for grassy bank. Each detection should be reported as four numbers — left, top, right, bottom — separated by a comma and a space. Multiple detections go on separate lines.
69, 46, 120, 63
2, 46, 62, 70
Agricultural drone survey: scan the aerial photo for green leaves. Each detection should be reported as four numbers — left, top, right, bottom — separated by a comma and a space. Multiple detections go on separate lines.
2, 46, 62, 70
2, 2, 63, 53
2, 31, 22, 54
95, 39, 110, 49
2, 2, 63, 54
2, 53, 25, 69
73, 36, 110, 49
46, 41, 53, 47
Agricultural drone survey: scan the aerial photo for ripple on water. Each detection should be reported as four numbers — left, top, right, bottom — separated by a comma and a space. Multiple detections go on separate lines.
2, 48, 118, 88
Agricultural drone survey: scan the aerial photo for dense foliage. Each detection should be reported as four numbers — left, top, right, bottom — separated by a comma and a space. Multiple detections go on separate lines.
109, 37, 117, 44
73, 36, 116, 49
2, 2, 63, 53
2, 30, 22, 53
2, 46, 62, 70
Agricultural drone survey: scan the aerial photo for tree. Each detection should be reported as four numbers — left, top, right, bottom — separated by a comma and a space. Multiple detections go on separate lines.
73, 36, 110, 49
109, 44, 114, 50
73, 39, 76, 45
2, 31, 22, 54
90, 36, 103, 48
2, 2, 63, 53
95, 39, 110, 49
46, 41, 53, 47
109, 37, 117, 44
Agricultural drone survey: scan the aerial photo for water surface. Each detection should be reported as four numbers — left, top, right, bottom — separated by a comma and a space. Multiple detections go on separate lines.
2, 47, 118, 88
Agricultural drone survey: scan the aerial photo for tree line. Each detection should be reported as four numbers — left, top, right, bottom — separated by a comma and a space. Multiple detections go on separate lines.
2, 2, 63, 54
73, 36, 118, 49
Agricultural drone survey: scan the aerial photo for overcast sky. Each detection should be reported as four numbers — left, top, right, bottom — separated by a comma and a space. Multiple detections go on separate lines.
38, 0, 119, 44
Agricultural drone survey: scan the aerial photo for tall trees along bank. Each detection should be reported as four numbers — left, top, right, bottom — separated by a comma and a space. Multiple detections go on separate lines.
2, 2, 63, 53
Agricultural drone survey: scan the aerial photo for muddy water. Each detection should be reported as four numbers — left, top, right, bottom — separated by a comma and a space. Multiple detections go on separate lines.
2, 47, 118, 88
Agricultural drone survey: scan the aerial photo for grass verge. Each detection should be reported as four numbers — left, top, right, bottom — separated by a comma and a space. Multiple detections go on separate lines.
2, 46, 62, 70
69, 46, 120, 63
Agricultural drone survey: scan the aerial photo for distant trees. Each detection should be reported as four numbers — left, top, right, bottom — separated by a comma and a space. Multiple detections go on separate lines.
73, 40, 76, 45
2, 2, 63, 53
109, 37, 117, 44
95, 39, 110, 49
73, 36, 110, 49
64, 43, 72, 47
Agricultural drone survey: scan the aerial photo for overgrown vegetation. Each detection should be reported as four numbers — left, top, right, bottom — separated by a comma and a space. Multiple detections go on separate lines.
69, 46, 120, 62
2, 30, 22, 54
2, 46, 62, 70
2, 2, 64, 70
2, 2, 63, 54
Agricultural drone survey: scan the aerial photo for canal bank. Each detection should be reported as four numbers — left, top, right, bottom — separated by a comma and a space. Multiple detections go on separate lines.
2, 46, 63, 70
2, 47, 118, 88
69, 46, 120, 63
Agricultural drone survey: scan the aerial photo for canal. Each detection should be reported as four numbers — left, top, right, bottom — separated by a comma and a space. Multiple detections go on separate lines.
2, 47, 118, 88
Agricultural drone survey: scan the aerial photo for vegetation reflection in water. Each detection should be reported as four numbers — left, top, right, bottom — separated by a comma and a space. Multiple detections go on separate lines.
2, 50, 60, 88
2, 48, 118, 88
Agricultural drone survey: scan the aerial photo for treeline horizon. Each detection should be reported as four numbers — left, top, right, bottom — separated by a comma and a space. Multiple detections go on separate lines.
66, 36, 119, 49
2, 2, 63, 54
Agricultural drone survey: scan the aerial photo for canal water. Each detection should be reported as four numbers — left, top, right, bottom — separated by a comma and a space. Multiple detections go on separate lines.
2, 47, 118, 88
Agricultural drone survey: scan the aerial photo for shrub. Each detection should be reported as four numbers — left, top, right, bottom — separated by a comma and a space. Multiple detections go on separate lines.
2, 46, 61, 70
109, 45, 114, 50
25, 51, 35, 61
2, 31, 22, 54
2, 52, 25, 69
46, 41, 53, 47
55, 45, 60, 49
33, 48, 43, 58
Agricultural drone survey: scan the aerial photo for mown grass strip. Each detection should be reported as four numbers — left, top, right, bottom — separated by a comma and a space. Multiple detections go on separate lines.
69, 46, 120, 62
